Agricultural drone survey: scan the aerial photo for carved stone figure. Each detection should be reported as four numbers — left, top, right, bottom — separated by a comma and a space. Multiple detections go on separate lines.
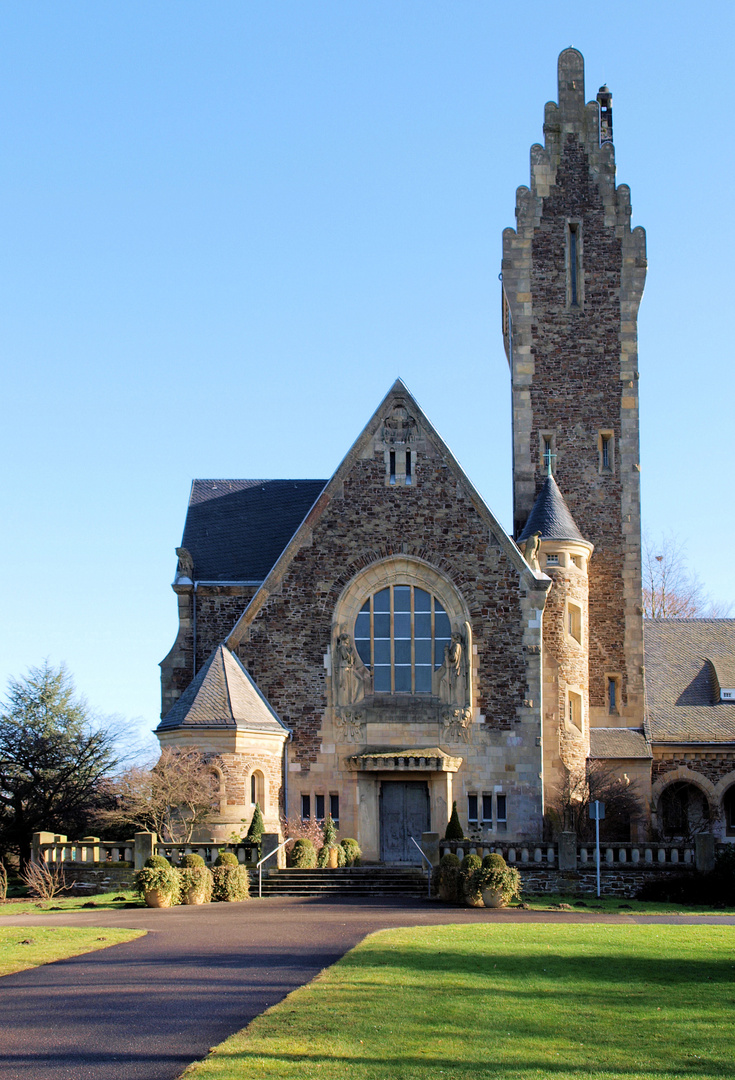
382, 404, 416, 445
334, 632, 371, 706
442, 707, 472, 743
523, 531, 541, 572
437, 622, 472, 710
334, 710, 365, 743
175, 547, 194, 580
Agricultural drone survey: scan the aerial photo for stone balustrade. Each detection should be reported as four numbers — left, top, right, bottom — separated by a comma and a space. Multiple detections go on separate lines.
437, 839, 699, 868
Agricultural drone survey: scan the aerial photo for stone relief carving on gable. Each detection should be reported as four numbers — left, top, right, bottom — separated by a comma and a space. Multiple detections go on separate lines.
382, 404, 417, 445
334, 710, 366, 743
442, 706, 473, 743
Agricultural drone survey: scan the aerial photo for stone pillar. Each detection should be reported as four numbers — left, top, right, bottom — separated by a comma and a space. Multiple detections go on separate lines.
261, 832, 282, 869
695, 833, 715, 875
558, 832, 578, 871
31, 831, 58, 863
421, 832, 440, 867
134, 832, 157, 871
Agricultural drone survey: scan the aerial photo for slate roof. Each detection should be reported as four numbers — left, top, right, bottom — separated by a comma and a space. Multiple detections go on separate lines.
180, 479, 327, 582
589, 727, 652, 759
644, 619, 735, 744
157, 644, 289, 735
517, 475, 587, 544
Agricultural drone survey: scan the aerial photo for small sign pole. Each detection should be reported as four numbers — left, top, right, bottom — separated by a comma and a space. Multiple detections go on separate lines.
590, 800, 605, 898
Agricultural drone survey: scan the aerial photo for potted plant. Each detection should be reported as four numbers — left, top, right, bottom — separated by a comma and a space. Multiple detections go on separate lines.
472, 853, 522, 909
135, 855, 180, 908
179, 853, 212, 905
317, 814, 342, 868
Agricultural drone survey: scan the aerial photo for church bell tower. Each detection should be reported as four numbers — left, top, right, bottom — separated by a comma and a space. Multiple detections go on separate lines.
502, 48, 646, 727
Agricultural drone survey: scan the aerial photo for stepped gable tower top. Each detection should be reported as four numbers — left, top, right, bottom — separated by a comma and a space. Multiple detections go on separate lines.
517, 473, 588, 546
157, 642, 289, 736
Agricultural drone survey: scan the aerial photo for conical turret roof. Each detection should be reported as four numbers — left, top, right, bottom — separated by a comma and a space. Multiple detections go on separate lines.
157, 643, 289, 735
517, 474, 587, 544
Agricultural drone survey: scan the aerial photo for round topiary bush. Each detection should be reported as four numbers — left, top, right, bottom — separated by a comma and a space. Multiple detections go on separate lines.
214, 851, 239, 867
289, 838, 317, 868
483, 852, 507, 871
145, 854, 171, 869
340, 838, 361, 866
461, 854, 482, 874
180, 853, 206, 868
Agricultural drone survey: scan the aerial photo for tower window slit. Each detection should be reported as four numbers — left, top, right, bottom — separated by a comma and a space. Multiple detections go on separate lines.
569, 224, 579, 306
405, 450, 412, 485
389, 450, 396, 485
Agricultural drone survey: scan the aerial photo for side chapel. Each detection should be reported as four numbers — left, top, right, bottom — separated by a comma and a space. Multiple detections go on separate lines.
158, 49, 735, 858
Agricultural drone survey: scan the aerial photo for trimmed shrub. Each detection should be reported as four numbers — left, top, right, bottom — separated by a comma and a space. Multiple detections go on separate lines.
336, 843, 347, 867
444, 801, 465, 841
214, 851, 239, 867
246, 803, 265, 844
289, 839, 317, 868
460, 854, 484, 906
341, 838, 361, 866
470, 862, 522, 907
322, 814, 338, 848
180, 853, 206, 868
316, 845, 330, 868
212, 863, 250, 902
438, 852, 462, 903
145, 854, 171, 869
461, 854, 482, 875
483, 852, 508, 871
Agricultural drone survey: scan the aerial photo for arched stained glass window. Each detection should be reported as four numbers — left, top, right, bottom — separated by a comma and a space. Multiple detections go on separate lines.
354, 585, 452, 694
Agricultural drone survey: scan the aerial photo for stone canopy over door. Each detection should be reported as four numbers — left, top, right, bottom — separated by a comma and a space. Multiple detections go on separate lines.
379, 780, 430, 862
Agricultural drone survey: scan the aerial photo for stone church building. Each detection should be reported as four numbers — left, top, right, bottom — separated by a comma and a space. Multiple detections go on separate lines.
157, 49, 735, 859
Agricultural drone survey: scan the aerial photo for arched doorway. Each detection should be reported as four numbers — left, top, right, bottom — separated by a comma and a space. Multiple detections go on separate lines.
658, 781, 710, 840
723, 785, 735, 838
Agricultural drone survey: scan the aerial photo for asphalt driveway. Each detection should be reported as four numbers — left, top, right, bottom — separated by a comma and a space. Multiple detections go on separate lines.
1, 897, 733, 1080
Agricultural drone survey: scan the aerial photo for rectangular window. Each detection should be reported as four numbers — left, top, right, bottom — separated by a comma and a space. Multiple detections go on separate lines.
405, 450, 412, 485
568, 603, 582, 644
607, 675, 621, 715
570, 554, 582, 569
301, 794, 311, 821
389, 450, 396, 485
329, 793, 340, 824
496, 794, 507, 832
468, 794, 478, 824
539, 432, 556, 474
315, 794, 325, 821
481, 793, 493, 824
546, 553, 559, 566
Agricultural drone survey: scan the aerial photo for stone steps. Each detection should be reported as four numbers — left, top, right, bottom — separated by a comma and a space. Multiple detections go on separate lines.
258, 866, 430, 897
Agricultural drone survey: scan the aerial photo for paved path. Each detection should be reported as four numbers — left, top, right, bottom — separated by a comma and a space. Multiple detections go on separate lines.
1, 898, 734, 1080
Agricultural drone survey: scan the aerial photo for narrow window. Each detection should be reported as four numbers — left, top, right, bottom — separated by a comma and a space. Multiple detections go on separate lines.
569, 224, 579, 307
568, 603, 582, 644
570, 554, 582, 569
598, 431, 614, 474
329, 793, 340, 824
568, 691, 583, 732
405, 450, 412, 485
539, 432, 556, 474
481, 793, 493, 825
389, 451, 396, 485
602, 436, 610, 471
543, 437, 553, 473
468, 794, 478, 825
496, 795, 507, 832
608, 677, 619, 715
315, 794, 325, 821
301, 794, 311, 821
250, 774, 256, 805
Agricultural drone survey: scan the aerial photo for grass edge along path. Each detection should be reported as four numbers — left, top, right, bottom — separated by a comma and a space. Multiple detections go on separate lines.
180, 923, 735, 1080
0, 889, 142, 917
0, 925, 145, 977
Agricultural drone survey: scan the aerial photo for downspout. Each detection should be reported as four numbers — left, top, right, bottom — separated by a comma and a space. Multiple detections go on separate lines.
192, 582, 198, 677
283, 732, 292, 830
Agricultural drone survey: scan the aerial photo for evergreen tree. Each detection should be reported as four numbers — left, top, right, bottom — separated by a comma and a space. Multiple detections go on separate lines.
322, 813, 338, 848
246, 802, 265, 843
444, 800, 465, 841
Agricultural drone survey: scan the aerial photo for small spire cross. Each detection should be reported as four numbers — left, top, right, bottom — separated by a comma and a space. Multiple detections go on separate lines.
543, 449, 557, 477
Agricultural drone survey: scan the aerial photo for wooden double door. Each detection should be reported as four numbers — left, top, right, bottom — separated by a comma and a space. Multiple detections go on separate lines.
379, 781, 430, 863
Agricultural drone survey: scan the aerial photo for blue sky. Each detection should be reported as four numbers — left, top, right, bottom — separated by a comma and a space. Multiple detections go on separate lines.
2, 2, 733, 753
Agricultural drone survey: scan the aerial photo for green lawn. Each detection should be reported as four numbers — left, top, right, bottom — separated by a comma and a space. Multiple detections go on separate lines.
181, 924, 735, 1080
521, 893, 734, 916
0, 925, 145, 977
0, 889, 142, 917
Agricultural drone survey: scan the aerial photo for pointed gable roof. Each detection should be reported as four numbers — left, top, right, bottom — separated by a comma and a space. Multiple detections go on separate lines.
517, 475, 587, 544
226, 379, 550, 648
157, 644, 289, 735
